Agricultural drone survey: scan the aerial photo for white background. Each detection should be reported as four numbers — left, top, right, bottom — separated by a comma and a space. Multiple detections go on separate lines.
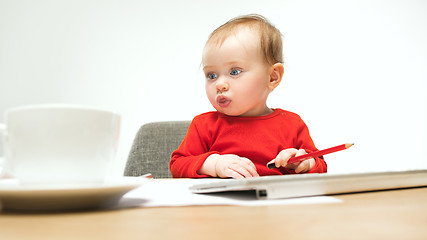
1, 0, 426, 176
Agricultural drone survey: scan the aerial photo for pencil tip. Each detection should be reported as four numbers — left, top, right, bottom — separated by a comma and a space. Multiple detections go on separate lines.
345, 143, 354, 148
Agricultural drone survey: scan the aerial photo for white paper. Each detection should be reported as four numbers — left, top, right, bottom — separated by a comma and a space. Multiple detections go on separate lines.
117, 178, 342, 208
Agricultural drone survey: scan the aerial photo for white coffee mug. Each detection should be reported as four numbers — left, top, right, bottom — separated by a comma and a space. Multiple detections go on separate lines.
0, 104, 120, 185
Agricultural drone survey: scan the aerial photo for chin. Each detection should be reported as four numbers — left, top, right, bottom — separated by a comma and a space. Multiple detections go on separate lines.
221, 109, 247, 117
215, 108, 236, 116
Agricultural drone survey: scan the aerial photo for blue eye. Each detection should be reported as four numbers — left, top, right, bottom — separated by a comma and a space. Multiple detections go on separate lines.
207, 73, 217, 80
230, 69, 242, 76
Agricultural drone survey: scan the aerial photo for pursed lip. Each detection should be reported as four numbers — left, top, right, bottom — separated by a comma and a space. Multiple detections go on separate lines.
216, 95, 231, 108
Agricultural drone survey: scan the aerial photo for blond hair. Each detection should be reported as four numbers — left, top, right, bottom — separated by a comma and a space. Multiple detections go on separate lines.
206, 14, 283, 65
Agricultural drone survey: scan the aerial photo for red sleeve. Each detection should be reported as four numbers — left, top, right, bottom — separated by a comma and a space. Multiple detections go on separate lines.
170, 118, 217, 178
295, 117, 327, 173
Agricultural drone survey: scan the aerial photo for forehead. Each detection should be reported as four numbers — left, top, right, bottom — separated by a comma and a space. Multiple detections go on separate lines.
202, 27, 262, 66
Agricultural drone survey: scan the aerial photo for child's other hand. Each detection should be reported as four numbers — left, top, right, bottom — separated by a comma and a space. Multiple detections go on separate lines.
272, 148, 315, 173
202, 154, 259, 179
215, 154, 260, 178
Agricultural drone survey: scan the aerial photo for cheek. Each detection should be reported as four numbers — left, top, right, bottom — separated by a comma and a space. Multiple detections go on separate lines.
238, 79, 269, 97
205, 83, 216, 100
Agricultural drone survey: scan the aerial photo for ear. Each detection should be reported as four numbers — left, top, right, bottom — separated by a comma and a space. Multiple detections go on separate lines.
268, 63, 284, 91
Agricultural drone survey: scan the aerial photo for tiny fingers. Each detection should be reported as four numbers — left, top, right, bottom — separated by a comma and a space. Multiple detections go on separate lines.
295, 149, 307, 157
294, 158, 315, 173
239, 157, 259, 177
223, 168, 245, 179
218, 157, 259, 179
274, 148, 299, 168
228, 164, 252, 178
294, 160, 309, 173
271, 148, 316, 173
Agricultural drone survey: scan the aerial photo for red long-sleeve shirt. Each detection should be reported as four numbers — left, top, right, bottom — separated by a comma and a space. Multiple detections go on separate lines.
170, 109, 327, 178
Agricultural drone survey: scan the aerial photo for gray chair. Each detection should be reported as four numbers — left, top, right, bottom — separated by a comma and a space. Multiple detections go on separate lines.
124, 121, 191, 178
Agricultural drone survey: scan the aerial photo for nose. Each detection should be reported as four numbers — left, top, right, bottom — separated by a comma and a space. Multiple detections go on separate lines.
216, 77, 229, 93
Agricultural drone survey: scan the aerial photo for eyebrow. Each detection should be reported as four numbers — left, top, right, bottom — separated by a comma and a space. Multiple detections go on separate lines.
202, 65, 212, 71
203, 61, 245, 71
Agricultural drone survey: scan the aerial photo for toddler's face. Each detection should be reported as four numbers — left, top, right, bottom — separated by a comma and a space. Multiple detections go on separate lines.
202, 28, 274, 117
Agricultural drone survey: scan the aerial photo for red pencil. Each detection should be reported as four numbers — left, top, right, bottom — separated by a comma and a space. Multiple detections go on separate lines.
267, 143, 354, 169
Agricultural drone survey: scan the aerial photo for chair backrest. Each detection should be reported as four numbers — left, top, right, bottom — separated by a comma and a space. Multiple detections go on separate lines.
124, 121, 190, 178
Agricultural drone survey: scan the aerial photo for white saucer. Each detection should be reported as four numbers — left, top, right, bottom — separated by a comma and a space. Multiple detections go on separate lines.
0, 177, 150, 212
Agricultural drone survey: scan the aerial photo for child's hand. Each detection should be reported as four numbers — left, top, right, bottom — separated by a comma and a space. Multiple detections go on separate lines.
271, 148, 315, 173
199, 154, 259, 179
